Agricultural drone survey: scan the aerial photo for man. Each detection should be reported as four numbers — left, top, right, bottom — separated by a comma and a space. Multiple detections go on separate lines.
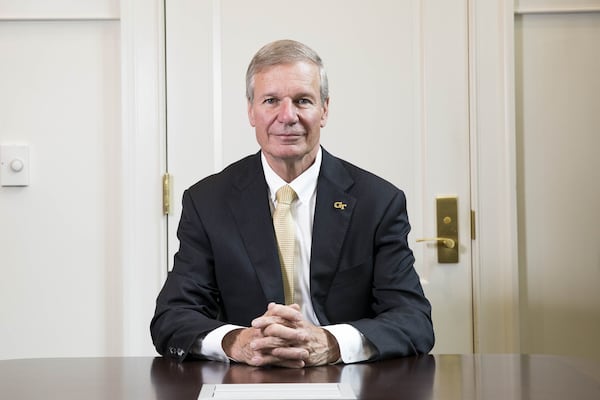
151, 39, 434, 368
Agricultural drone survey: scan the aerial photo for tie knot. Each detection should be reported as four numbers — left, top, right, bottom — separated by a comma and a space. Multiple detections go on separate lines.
276, 185, 297, 205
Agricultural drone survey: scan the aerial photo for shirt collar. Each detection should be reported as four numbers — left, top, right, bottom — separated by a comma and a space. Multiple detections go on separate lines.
261, 147, 322, 204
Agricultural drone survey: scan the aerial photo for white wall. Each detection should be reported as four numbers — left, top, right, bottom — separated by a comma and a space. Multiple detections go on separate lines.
0, 2, 124, 359
515, 7, 600, 361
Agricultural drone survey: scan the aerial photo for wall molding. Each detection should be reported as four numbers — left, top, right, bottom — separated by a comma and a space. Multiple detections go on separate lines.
0, 0, 119, 20
515, 0, 600, 14
0, 17, 119, 21
119, 0, 167, 356
515, 6, 600, 14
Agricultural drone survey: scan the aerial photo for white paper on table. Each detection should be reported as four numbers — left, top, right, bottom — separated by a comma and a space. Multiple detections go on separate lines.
198, 383, 357, 399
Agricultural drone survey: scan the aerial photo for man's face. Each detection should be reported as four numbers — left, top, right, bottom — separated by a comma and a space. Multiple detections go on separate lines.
248, 61, 329, 166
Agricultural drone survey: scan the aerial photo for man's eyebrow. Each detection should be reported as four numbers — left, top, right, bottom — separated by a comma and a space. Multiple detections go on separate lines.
258, 91, 279, 99
294, 92, 317, 99
258, 91, 317, 100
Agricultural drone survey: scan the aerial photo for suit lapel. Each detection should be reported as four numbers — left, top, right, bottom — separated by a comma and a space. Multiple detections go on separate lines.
310, 149, 356, 323
225, 150, 356, 311
227, 153, 285, 304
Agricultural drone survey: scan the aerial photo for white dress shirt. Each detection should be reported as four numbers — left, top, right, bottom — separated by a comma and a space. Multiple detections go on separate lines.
195, 148, 375, 363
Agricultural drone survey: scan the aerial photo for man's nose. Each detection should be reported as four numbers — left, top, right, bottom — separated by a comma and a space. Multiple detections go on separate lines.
277, 98, 298, 124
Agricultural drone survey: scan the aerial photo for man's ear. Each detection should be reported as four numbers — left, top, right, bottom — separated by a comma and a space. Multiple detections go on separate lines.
247, 100, 256, 127
320, 98, 330, 128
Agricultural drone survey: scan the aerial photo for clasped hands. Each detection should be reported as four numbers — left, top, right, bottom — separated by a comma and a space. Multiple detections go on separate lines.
222, 302, 341, 368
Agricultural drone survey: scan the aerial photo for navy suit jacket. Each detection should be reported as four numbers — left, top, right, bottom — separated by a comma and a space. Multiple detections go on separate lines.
150, 148, 434, 362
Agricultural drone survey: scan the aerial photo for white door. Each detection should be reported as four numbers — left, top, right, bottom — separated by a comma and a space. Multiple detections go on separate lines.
164, 0, 472, 354
515, 9, 600, 362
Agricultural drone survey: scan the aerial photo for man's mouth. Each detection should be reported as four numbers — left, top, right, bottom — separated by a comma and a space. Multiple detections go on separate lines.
271, 131, 304, 137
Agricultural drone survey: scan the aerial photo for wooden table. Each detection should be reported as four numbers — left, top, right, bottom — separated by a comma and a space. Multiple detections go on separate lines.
2, 354, 599, 399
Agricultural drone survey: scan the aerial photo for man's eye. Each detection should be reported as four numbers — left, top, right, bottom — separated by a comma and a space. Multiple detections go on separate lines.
263, 98, 278, 105
297, 98, 313, 105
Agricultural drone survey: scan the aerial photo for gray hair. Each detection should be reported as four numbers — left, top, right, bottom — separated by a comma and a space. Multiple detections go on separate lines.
245, 39, 329, 104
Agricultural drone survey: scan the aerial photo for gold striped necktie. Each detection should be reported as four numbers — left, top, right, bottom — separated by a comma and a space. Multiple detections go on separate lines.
273, 185, 297, 305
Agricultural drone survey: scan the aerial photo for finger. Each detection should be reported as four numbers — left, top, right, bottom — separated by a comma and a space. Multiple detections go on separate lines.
261, 303, 303, 323
271, 346, 310, 361
262, 322, 308, 342
266, 302, 300, 312
252, 315, 297, 329
250, 335, 290, 351
250, 322, 305, 344
247, 352, 305, 369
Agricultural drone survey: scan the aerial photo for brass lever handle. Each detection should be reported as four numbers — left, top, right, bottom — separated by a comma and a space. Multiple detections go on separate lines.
416, 237, 456, 249
419, 196, 459, 263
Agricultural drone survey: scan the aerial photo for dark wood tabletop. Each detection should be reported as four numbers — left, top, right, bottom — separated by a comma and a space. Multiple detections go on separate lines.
1, 354, 599, 399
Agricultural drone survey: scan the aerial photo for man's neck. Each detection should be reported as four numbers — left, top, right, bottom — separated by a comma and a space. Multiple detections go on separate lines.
264, 149, 319, 183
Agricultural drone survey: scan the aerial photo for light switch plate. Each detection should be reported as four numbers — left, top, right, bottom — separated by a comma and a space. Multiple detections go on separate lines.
0, 144, 29, 186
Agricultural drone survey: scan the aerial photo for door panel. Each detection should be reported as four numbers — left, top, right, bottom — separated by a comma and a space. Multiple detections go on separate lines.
165, 0, 472, 353
515, 11, 600, 362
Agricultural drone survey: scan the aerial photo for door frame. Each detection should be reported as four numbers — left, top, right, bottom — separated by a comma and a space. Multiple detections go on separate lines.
118, 0, 520, 355
468, 0, 520, 353
119, 0, 168, 355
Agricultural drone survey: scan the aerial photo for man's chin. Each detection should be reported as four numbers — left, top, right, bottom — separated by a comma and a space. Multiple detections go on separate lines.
266, 146, 312, 161
272, 135, 304, 145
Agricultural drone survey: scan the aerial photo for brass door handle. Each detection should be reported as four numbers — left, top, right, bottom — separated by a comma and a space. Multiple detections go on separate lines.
416, 237, 456, 249
417, 196, 459, 263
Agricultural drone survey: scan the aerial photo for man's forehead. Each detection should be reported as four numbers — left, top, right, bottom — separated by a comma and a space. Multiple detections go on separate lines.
254, 62, 320, 88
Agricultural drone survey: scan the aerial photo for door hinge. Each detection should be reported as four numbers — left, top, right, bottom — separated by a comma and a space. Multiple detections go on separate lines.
470, 209, 476, 240
162, 173, 171, 215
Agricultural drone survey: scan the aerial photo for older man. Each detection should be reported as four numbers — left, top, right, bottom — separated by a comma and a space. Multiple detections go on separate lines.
151, 39, 434, 368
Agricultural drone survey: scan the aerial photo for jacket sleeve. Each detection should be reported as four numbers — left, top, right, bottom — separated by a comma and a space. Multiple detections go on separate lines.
150, 189, 226, 362
347, 190, 435, 359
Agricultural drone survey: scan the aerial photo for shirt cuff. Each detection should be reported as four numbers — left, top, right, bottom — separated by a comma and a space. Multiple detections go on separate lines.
192, 324, 243, 363
322, 324, 377, 364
